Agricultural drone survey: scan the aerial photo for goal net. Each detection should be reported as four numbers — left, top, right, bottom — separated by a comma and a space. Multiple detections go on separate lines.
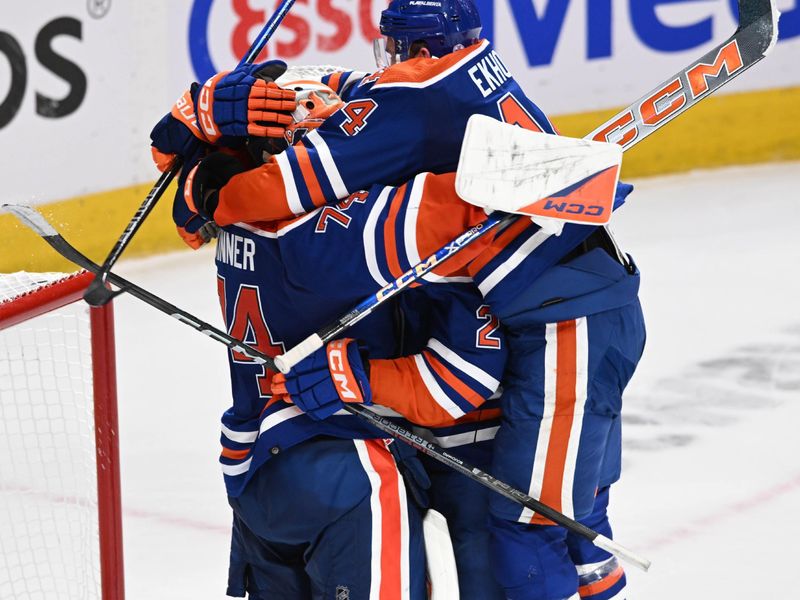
0, 271, 123, 599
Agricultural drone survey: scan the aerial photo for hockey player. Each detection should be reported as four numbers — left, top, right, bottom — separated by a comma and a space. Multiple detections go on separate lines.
169, 0, 559, 228
154, 0, 644, 596
152, 79, 512, 598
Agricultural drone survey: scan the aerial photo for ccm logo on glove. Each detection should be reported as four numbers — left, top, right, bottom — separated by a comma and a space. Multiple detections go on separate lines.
327, 340, 365, 403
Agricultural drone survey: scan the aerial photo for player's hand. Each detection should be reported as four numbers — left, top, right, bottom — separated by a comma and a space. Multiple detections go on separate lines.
175, 204, 220, 250
194, 60, 297, 145
270, 339, 372, 421
150, 84, 209, 172
183, 151, 249, 220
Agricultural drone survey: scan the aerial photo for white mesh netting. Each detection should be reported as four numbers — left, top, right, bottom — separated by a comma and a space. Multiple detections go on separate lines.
279, 64, 349, 83
0, 272, 101, 599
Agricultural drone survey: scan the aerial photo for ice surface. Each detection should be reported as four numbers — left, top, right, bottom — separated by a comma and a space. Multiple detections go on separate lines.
107, 162, 799, 598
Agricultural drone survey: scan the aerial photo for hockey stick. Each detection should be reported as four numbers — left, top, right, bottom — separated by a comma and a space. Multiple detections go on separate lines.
1, 201, 650, 571
82, 0, 298, 308
274, 0, 780, 373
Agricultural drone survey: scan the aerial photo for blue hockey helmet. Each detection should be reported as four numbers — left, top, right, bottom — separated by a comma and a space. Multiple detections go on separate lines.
377, 0, 482, 65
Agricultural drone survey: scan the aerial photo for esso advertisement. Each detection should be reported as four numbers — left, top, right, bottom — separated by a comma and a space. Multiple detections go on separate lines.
187, 0, 800, 114
187, 0, 385, 80
2, 0, 798, 208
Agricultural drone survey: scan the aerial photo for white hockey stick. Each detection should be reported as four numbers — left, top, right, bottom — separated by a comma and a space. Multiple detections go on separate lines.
456, 115, 622, 225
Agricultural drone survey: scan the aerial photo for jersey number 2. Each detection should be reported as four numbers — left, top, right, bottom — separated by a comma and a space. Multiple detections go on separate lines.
476, 305, 502, 349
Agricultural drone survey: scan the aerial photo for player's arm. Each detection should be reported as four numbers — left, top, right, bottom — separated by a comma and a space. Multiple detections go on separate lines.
269, 286, 506, 426
208, 86, 428, 225
320, 70, 370, 100
369, 285, 506, 426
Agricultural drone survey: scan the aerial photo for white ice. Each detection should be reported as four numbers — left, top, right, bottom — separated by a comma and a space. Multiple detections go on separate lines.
107, 162, 800, 598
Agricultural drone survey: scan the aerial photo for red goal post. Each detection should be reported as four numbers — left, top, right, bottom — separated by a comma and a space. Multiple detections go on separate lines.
0, 270, 124, 600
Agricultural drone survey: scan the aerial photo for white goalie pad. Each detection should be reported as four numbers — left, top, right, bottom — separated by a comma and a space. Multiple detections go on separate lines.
456, 115, 623, 225
423, 509, 459, 600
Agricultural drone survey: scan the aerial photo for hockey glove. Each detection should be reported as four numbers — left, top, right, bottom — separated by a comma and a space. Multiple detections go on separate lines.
270, 339, 372, 421
195, 60, 297, 146
183, 152, 249, 220
150, 84, 210, 172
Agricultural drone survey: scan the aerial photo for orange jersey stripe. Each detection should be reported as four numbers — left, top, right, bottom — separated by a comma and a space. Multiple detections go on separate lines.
293, 144, 327, 208
383, 184, 407, 279
327, 71, 344, 92
370, 357, 458, 427
364, 440, 403, 599
375, 40, 487, 86
422, 351, 483, 409
217, 160, 293, 225
220, 447, 250, 460
578, 565, 625, 597
415, 173, 495, 277
468, 217, 533, 276
532, 320, 578, 525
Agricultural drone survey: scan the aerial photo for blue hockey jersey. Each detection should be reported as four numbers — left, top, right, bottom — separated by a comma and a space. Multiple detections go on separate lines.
211, 40, 557, 226
215, 172, 508, 497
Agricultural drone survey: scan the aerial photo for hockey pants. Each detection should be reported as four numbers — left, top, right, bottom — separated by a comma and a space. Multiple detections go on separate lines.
226, 437, 426, 599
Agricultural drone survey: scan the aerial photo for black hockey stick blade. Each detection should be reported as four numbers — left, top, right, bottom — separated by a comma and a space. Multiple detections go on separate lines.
587, 0, 779, 150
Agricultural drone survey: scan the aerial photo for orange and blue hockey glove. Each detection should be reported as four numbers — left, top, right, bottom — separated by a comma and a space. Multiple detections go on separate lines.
194, 60, 297, 148
150, 83, 210, 172
270, 339, 372, 421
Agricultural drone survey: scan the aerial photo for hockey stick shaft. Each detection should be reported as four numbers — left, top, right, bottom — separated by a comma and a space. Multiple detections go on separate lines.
343, 403, 651, 571
2, 202, 649, 569
84, 0, 298, 307
275, 0, 779, 373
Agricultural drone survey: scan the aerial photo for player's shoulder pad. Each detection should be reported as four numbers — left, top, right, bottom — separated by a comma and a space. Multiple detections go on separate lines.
368, 39, 491, 90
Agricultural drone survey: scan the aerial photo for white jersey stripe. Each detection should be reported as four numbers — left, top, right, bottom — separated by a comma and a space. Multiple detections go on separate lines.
354, 440, 383, 599
258, 405, 304, 435
275, 151, 305, 215
233, 210, 320, 239
221, 457, 252, 476
413, 355, 465, 419
400, 173, 457, 284
519, 322, 558, 523
428, 338, 500, 392
220, 424, 258, 444
364, 187, 393, 287
372, 40, 490, 90
561, 318, 588, 520
305, 130, 349, 199
478, 229, 551, 296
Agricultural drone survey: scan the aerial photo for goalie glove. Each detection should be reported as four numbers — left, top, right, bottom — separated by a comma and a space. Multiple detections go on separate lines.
270, 338, 372, 421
